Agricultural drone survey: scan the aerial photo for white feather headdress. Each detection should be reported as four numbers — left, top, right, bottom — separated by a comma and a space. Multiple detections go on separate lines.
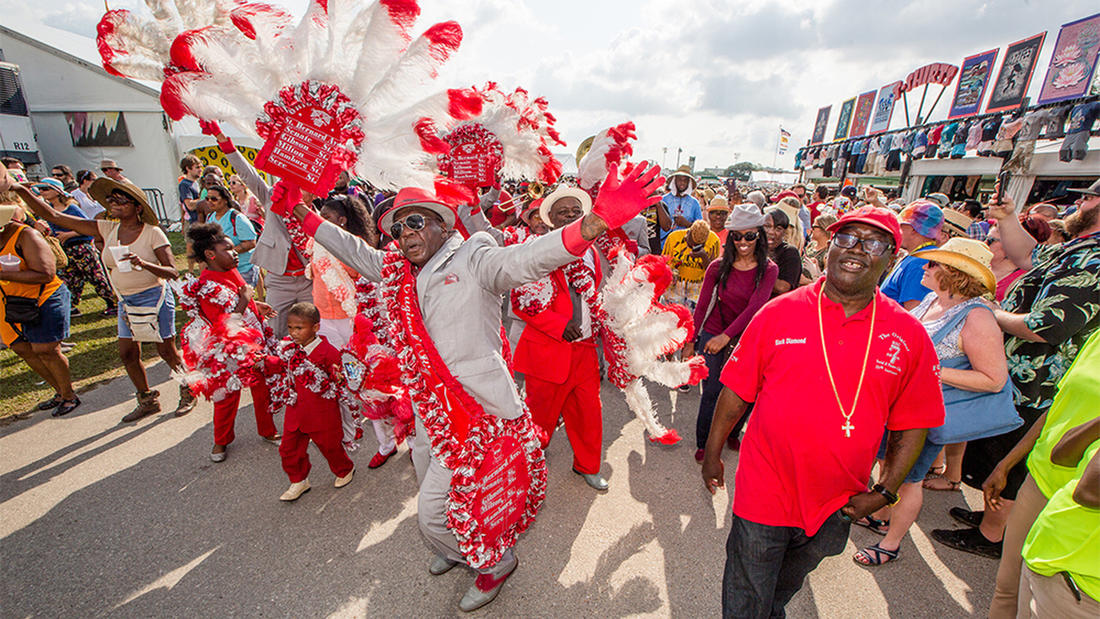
98, 0, 483, 190
437, 82, 566, 185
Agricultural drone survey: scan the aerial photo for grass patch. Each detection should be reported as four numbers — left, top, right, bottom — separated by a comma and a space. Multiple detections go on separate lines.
1, 232, 189, 418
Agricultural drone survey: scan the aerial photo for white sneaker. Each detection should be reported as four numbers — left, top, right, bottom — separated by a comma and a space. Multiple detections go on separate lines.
279, 480, 311, 501
334, 467, 355, 488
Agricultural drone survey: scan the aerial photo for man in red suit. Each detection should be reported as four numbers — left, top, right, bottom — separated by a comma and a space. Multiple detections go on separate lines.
265, 302, 355, 501
513, 186, 608, 491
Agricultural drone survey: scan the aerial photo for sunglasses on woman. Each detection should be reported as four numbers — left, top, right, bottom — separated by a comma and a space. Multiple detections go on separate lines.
831, 232, 894, 256
390, 213, 427, 239
728, 230, 759, 241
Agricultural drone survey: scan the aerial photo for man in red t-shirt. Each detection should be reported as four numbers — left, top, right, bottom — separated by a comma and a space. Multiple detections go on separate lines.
701, 206, 945, 618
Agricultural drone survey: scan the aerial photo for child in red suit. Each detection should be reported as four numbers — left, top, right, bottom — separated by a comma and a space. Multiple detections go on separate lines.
264, 302, 355, 501
181, 224, 279, 463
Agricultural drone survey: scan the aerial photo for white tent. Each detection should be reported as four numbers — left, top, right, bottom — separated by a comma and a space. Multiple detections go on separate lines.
749, 170, 799, 185
0, 22, 184, 221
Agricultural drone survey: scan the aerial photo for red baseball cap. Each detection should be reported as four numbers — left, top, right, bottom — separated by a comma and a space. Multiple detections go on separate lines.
378, 187, 456, 235
826, 205, 902, 248
773, 190, 799, 203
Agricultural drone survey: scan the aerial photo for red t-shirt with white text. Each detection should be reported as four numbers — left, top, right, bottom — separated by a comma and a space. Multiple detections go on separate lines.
720, 280, 944, 535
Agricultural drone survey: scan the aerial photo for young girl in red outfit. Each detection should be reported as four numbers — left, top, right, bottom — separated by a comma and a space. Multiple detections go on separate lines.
180, 223, 279, 463
264, 302, 355, 501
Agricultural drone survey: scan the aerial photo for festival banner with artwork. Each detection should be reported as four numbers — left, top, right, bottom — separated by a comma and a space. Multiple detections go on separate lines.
948, 49, 999, 118
811, 106, 831, 144
834, 97, 856, 140
1037, 13, 1100, 104
869, 81, 902, 134
64, 112, 132, 147
848, 90, 877, 137
986, 33, 1046, 113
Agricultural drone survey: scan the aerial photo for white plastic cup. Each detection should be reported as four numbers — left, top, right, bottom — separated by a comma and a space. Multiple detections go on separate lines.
0, 254, 19, 272
109, 245, 132, 272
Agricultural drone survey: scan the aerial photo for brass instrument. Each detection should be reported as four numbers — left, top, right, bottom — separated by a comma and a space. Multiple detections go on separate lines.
575, 135, 595, 167
494, 181, 544, 213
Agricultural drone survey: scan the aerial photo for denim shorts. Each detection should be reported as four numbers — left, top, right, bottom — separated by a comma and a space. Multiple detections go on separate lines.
18, 284, 71, 344
118, 284, 176, 339
876, 432, 943, 483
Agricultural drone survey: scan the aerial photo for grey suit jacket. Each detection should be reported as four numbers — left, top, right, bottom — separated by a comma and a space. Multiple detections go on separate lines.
225, 149, 301, 275
314, 223, 579, 419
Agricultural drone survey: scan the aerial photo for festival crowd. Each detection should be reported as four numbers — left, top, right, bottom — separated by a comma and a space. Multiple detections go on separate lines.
1, 147, 1097, 617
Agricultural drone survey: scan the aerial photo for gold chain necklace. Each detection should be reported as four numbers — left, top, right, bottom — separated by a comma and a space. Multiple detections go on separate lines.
817, 290, 877, 438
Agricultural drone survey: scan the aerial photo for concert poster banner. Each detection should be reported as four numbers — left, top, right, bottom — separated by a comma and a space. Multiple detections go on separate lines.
868, 81, 902, 134
1037, 13, 1100, 104
848, 90, 877, 137
811, 105, 831, 144
834, 97, 856, 140
948, 49, 999, 118
986, 33, 1046, 113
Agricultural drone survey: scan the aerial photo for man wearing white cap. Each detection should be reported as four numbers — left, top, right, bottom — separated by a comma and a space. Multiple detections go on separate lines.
276, 163, 663, 612
512, 185, 610, 492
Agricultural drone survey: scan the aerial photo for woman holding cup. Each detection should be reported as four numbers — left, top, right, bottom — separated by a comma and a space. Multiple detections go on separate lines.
4, 175, 195, 421
0, 198, 79, 416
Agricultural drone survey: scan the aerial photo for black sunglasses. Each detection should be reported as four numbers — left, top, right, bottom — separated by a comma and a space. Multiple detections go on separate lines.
984, 235, 1000, 245
831, 232, 894, 257
729, 230, 759, 241
390, 213, 427, 239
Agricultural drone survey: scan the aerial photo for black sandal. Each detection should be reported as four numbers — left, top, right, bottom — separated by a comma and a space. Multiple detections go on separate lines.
854, 543, 900, 566
37, 394, 63, 410
53, 397, 81, 417
853, 516, 890, 535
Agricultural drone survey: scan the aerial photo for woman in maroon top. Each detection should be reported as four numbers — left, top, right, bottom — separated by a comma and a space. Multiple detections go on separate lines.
685, 203, 778, 461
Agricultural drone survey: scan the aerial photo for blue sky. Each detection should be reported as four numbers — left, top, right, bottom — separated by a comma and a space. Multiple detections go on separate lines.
3, 0, 1098, 169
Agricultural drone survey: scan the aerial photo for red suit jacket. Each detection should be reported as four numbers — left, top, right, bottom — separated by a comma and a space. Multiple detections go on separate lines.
513, 255, 602, 385
267, 337, 343, 434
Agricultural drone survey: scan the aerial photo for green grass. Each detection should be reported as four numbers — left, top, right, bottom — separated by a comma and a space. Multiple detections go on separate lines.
1, 232, 190, 418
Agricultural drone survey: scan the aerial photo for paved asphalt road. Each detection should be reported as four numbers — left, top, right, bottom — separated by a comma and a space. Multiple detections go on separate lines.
1, 363, 998, 617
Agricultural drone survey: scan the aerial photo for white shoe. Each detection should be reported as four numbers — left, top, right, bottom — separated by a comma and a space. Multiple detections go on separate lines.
334, 467, 355, 488
280, 480, 311, 501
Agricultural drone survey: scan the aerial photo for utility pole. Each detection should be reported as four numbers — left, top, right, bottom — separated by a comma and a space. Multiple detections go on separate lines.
662, 147, 668, 169
676, 147, 682, 167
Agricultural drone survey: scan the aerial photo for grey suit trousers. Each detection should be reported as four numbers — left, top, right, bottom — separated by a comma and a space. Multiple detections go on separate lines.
264, 272, 314, 338
412, 414, 518, 577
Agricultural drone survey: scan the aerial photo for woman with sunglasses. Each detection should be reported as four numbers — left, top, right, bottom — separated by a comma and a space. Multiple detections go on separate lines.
205, 184, 259, 287
7, 175, 194, 421
70, 170, 104, 219
228, 174, 264, 231
685, 203, 777, 461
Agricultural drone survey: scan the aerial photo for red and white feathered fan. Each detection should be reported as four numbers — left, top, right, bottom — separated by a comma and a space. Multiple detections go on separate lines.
101, 0, 483, 192
97, 0, 293, 81
577, 121, 638, 199
436, 82, 566, 187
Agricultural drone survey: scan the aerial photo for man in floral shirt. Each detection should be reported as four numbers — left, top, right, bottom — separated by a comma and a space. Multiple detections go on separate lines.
932, 181, 1100, 565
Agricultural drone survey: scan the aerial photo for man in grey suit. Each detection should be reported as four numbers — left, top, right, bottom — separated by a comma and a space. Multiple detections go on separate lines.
206, 124, 314, 337
275, 162, 663, 612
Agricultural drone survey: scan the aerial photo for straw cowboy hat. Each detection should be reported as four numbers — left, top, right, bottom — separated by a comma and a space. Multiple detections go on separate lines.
666, 165, 697, 191
100, 159, 123, 170
707, 196, 731, 212
941, 208, 974, 238
0, 203, 21, 228
913, 237, 996, 294
539, 185, 592, 226
88, 177, 158, 225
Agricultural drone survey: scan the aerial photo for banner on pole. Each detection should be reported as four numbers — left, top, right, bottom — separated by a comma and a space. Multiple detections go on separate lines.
986, 33, 1046, 113
777, 127, 790, 154
948, 49, 999, 119
811, 106, 831, 144
868, 81, 902, 134
834, 97, 856, 140
848, 90, 877, 137
1037, 13, 1100, 104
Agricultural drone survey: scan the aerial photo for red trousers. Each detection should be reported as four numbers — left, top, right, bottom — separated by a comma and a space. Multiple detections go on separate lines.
278, 426, 354, 483
212, 382, 276, 447
524, 342, 603, 474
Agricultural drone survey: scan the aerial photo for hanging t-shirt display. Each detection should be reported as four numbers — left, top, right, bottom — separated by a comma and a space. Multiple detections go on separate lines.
940, 122, 959, 158
1043, 104, 1073, 139
927, 124, 944, 158
1059, 101, 1100, 162
992, 117, 1023, 157
966, 120, 983, 150
977, 115, 1002, 156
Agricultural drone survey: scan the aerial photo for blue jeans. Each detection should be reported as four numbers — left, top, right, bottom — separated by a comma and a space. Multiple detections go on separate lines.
723, 511, 851, 618
695, 329, 732, 449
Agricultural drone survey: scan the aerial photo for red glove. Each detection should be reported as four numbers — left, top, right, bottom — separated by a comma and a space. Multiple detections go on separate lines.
199, 119, 236, 153
269, 180, 301, 218
592, 162, 663, 230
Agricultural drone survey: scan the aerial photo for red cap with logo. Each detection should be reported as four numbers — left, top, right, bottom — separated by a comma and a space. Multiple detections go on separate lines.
826, 205, 902, 248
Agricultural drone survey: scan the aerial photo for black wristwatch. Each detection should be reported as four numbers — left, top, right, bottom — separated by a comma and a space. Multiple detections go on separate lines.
871, 483, 900, 505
